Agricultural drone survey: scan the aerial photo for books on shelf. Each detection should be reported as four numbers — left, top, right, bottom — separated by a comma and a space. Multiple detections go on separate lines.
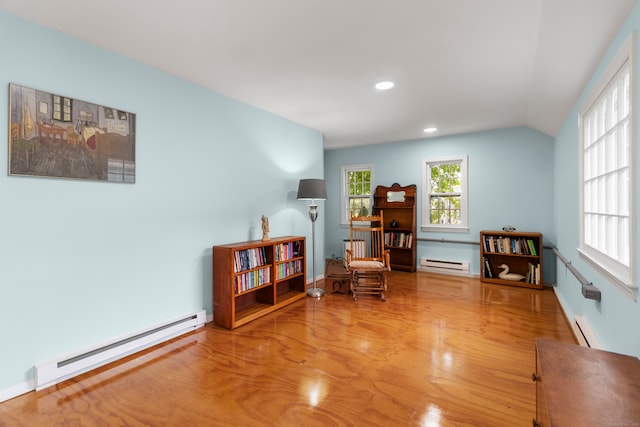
234, 266, 271, 294
482, 235, 537, 256
480, 230, 543, 289
526, 262, 541, 285
276, 259, 303, 280
233, 247, 268, 272
275, 241, 302, 261
482, 257, 495, 278
230, 240, 304, 293
384, 231, 413, 249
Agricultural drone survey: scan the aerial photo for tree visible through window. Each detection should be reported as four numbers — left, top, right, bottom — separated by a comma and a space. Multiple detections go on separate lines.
341, 164, 373, 223
422, 156, 468, 230
348, 169, 371, 216
429, 163, 461, 224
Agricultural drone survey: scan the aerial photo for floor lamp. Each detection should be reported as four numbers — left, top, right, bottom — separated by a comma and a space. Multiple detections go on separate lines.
297, 179, 327, 298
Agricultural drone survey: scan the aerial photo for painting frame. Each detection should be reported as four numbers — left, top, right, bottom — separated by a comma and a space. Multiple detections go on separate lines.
8, 83, 136, 183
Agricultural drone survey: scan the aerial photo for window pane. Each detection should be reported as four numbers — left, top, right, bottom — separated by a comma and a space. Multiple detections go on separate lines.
612, 85, 619, 123
429, 195, 461, 225
623, 72, 630, 117
349, 197, 370, 217
621, 217, 630, 264
430, 163, 461, 194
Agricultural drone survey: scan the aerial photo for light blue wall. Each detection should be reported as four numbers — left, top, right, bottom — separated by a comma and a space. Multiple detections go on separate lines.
0, 12, 324, 394
554, 3, 640, 357
324, 126, 555, 280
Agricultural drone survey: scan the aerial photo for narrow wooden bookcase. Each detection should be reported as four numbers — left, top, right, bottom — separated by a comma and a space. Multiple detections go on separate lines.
480, 230, 543, 289
372, 183, 417, 272
213, 236, 306, 329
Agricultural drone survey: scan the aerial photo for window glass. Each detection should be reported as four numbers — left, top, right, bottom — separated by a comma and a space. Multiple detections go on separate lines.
579, 33, 635, 297
341, 164, 373, 223
422, 156, 468, 231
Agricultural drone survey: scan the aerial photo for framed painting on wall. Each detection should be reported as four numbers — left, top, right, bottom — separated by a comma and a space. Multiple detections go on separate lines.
8, 83, 136, 183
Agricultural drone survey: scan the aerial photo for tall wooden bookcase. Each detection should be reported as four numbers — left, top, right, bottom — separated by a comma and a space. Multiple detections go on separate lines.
372, 183, 417, 272
213, 236, 306, 329
480, 230, 543, 289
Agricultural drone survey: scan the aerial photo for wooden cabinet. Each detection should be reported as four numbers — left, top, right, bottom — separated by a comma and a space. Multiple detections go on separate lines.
372, 183, 417, 272
533, 338, 640, 426
213, 236, 306, 329
480, 230, 543, 289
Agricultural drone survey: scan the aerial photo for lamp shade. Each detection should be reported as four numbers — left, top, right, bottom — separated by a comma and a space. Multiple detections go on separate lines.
296, 179, 327, 200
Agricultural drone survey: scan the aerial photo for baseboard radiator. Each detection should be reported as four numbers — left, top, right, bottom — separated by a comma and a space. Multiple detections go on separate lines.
573, 315, 602, 349
35, 309, 206, 390
420, 258, 470, 273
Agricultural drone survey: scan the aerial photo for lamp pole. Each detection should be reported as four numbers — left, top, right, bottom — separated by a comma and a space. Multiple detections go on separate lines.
307, 202, 324, 297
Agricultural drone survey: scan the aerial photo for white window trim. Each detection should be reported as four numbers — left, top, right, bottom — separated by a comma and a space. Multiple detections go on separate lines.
421, 155, 469, 232
340, 163, 374, 226
578, 32, 637, 300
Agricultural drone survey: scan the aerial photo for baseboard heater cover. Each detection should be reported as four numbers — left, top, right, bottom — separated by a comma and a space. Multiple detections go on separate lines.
35, 309, 206, 390
420, 258, 470, 272
574, 315, 602, 350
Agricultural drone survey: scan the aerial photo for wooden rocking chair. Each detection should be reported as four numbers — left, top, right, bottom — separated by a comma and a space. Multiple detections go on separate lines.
345, 211, 390, 301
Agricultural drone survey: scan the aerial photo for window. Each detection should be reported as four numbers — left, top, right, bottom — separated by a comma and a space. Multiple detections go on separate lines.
422, 156, 468, 231
52, 95, 71, 122
579, 33, 635, 298
341, 164, 373, 224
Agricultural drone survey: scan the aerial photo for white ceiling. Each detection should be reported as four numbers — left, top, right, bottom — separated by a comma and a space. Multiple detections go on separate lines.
0, 0, 636, 149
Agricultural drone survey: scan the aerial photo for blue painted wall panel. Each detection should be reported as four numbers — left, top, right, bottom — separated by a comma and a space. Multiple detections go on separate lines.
0, 11, 323, 393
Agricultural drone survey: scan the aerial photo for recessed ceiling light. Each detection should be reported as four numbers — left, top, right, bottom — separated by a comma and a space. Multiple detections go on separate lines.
424, 127, 438, 133
375, 81, 394, 90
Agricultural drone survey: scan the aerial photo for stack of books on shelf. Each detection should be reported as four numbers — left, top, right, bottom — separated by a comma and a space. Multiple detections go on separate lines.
526, 262, 541, 285
384, 231, 413, 249
234, 266, 271, 294
276, 259, 303, 280
275, 241, 302, 261
234, 247, 268, 272
482, 235, 537, 256
482, 257, 495, 278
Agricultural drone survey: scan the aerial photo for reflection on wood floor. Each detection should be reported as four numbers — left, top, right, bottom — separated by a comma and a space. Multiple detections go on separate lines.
0, 271, 575, 426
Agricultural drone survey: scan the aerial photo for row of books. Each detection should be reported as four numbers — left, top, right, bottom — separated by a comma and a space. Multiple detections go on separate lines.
275, 241, 302, 261
482, 257, 541, 284
526, 262, 541, 285
233, 247, 268, 272
384, 231, 413, 249
482, 235, 537, 256
234, 266, 271, 294
276, 259, 303, 280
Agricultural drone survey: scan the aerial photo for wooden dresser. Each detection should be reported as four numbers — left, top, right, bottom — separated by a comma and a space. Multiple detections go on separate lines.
533, 338, 640, 426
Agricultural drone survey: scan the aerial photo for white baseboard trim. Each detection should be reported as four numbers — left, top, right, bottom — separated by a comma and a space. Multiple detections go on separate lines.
552, 286, 581, 343
0, 380, 34, 403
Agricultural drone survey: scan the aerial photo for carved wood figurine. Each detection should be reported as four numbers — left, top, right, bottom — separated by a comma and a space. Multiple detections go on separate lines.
261, 215, 269, 241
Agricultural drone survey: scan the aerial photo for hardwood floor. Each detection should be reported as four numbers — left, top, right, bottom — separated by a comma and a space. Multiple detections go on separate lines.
0, 271, 575, 426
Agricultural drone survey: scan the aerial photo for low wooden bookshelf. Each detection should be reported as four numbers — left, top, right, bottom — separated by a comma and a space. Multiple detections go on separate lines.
213, 236, 306, 329
480, 230, 543, 289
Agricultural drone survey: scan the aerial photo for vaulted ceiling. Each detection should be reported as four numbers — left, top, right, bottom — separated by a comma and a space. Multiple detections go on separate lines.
1, 0, 636, 149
